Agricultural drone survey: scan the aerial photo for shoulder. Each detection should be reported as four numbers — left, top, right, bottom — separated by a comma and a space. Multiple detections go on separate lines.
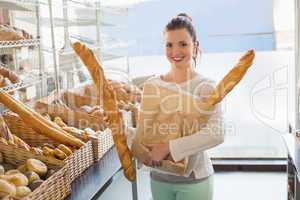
194, 74, 216, 85
144, 75, 160, 84
141, 75, 162, 95
192, 74, 216, 97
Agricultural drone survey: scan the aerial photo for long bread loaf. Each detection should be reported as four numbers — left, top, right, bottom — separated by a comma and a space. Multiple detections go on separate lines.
0, 90, 84, 148
72, 42, 136, 181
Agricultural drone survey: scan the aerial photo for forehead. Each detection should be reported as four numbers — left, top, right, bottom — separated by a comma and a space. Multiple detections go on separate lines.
164, 28, 193, 42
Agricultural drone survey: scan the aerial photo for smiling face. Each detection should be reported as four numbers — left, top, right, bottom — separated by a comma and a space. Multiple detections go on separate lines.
164, 28, 197, 69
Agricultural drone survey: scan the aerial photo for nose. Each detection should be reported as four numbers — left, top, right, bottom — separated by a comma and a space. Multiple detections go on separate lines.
171, 45, 181, 56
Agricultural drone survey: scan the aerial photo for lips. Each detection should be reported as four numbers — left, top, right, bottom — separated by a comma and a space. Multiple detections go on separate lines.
171, 56, 184, 62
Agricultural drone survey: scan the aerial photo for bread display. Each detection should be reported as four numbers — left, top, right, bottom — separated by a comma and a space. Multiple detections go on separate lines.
0, 66, 20, 84
16, 186, 31, 198
26, 159, 47, 177
72, 41, 136, 182
132, 50, 255, 175
0, 156, 57, 199
0, 173, 29, 187
83, 80, 142, 105
63, 84, 139, 129
0, 179, 16, 198
0, 90, 85, 148
0, 115, 14, 144
34, 100, 106, 132
0, 112, 78, 161
24, 171, 40, 185
0, 75, 12, 88
0, 24, 33, 41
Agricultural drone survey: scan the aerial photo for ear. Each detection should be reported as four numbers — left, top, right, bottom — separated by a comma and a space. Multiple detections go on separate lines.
193, 41, 199, 58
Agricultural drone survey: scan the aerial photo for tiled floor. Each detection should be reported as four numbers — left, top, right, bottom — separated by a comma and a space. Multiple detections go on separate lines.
98, 170, 287, 200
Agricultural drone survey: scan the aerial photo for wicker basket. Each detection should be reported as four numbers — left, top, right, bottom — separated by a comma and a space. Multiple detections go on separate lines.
83, 109, 135, 161
62, 90, 139, 161
37, 90, 135, 162
90, 128, 114, 161
0, 142, 70, 200
3, 112, 94, 183
60, 91, 113, 161
35, 94, 115, 163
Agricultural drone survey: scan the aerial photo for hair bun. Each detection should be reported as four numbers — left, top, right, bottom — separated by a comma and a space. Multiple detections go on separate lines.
177, 13, 192, 22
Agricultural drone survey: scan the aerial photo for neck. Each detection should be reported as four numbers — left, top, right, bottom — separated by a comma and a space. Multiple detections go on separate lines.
168, 65, 196, 83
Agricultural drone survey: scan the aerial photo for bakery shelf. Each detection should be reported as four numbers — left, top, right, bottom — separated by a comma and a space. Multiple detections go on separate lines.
14, 16, 116, 27
0, 0, 45, 12
41, 44, 100, 57
0, 38, 40, 49
0, 73, 41, 93
54, 0, 129, 13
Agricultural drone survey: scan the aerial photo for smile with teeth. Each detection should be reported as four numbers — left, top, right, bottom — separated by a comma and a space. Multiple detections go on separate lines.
172, 56, 184, 62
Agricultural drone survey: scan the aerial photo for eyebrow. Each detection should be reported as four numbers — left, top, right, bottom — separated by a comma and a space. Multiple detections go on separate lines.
166, 41, 188, 43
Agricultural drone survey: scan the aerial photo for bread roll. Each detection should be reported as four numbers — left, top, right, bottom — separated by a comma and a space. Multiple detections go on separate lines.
57, 144, 72, 156
0, 66, 20, 84
26, 159, 47, 177
0, 173, 28, 186
16, 186, 31, 197
0, 179, 16, 198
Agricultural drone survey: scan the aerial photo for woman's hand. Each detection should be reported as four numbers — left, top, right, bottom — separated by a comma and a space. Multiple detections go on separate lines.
145, 143, 170, 167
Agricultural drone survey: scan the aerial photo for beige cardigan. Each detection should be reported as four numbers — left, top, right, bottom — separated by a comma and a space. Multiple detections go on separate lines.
131, 74, 224, 180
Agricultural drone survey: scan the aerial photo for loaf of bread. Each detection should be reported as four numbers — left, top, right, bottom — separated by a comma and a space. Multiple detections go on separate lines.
0, 24, 33, 41
0, 24, 22, 41
0, 75, 11, 88
0, 66, 20, 84
72, 42, 136, 182
84, 81, 141, 104
34, 100, 105, 131
0, 90, 84, 148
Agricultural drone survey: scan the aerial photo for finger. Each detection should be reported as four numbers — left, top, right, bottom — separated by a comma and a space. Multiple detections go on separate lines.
151, 160, 161, 168
151, 160, 157, 168
144, 156, 153, 166
144, 144, 154, 150
153, 160, 161, 167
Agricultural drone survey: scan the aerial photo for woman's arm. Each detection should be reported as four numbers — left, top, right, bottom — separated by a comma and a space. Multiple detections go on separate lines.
169, 102, 224, 162
169, 80, 225, 162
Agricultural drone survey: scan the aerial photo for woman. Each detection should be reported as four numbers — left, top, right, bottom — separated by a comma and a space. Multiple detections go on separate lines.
132, 13, 224, 200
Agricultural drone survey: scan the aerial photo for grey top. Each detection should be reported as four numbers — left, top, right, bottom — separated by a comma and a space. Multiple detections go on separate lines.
144, 74, 224, 183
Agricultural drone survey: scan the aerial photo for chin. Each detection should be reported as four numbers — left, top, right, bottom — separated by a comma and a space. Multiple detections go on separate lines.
173, 61, 189, 68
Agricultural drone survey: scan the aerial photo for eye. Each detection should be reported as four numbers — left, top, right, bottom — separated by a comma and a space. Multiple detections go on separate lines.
166, 43, 172, 48
179, 42, 188, 47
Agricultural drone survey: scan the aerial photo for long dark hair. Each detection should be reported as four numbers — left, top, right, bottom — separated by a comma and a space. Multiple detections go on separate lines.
164, 13, 200, 67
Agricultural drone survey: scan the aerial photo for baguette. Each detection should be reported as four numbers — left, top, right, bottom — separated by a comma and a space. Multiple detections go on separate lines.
72, 42, 136, 181
205, 50, 255, 106
0, 90, 84, 148
53, 117, 67, 128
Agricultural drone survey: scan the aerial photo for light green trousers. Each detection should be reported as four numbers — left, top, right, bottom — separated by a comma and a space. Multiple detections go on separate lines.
150, 176, 213, 200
